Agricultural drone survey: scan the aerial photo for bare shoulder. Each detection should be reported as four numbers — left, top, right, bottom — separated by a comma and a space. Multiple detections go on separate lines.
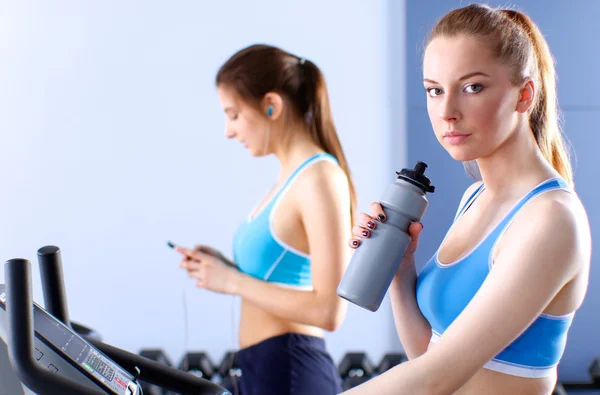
289, 156, 352, 242
523, 188, 590, 235
293, 156, 350, 198
503, 187, 591, 274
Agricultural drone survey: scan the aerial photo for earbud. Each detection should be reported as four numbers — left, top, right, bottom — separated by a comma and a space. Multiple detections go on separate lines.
267, 106, 273, 117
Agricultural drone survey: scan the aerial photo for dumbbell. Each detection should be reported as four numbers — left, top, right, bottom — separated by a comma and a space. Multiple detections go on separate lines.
179, 351, 215, 381
217, 351, 242, 390
377, 353, 408, 374
338, 352, 375, 391
552, 382, 567, 395
139, 349, 174, 395
553, 359, 600, 392
590, 358, 600, 385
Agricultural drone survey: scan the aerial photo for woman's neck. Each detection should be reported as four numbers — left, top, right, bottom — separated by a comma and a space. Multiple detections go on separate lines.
475, 125, 558, 199
272, 123, 325, 178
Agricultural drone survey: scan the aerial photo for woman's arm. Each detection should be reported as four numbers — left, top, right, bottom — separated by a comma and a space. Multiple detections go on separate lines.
388, 268, 432, 359
344, 194, 587, 394
362, 182, 482, 359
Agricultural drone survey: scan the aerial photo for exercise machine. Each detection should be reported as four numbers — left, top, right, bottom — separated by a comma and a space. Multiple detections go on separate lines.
0, 246, 230, 395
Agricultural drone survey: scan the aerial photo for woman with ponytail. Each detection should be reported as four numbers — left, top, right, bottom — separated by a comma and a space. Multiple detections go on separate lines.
175, 44, 355, 394
347, 4, 591, 394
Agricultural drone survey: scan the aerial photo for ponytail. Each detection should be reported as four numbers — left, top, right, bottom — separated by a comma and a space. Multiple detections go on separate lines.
501, 10, 573, 184
301, 60, 358, 224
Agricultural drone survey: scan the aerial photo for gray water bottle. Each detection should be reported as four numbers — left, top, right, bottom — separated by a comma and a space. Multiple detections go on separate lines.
337, 161, 435, 312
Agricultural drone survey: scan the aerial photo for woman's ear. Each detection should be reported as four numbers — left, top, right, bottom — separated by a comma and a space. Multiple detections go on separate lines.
516, 78, 536, 113
262, 92, 284, 120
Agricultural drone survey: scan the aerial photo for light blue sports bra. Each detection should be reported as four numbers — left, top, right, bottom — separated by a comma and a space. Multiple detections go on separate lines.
416, 178, 575, 378
232, 153, 338, 290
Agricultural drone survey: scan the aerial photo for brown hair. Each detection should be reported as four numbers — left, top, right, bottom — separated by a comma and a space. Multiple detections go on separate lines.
216, 44, 357, 222
427, 4, 573, 184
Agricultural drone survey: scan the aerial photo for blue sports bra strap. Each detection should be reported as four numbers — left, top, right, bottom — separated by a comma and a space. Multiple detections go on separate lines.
489, 177, 570, 239
454, 183, 485, 221
279, 153, 337, 189
271, 153, 338, 202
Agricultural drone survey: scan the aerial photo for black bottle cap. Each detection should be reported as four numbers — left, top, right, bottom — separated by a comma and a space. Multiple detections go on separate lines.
396, 161, 435, 193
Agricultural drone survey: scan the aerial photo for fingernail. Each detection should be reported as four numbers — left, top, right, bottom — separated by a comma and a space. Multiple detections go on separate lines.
367, 221, 375, 229
352, 240, 359, 247
361, 230, 369, 237
378, 214, 386, 222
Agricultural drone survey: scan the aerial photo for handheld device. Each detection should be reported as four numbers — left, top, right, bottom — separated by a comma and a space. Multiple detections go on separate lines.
167, 241, 238, 270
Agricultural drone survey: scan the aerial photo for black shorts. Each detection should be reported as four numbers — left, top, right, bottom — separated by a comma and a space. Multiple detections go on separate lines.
224, 333, 342, 395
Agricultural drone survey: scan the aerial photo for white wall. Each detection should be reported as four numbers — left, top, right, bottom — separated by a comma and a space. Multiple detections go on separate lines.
0, 0, 405, 366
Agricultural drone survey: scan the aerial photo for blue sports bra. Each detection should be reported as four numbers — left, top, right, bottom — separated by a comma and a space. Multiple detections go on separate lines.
232, 153, 338, 290
416, 178, 575, 378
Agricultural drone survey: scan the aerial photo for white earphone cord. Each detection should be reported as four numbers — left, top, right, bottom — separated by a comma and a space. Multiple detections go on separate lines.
263, 124, 271, 156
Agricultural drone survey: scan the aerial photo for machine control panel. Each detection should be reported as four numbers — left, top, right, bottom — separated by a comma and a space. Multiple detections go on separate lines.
0, 284, 140, 395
